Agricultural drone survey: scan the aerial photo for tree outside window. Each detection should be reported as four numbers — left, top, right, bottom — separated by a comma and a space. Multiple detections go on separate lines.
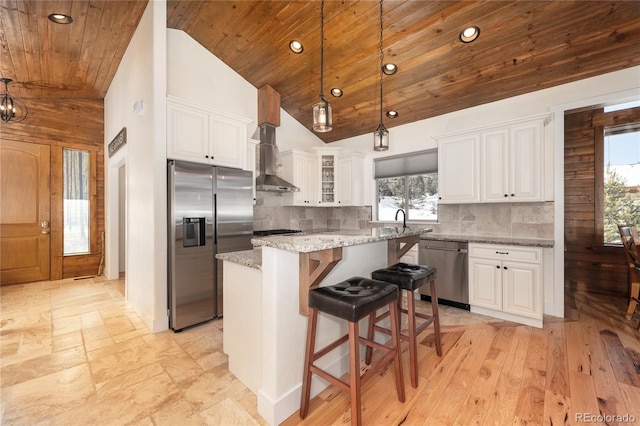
377, 173, 438, 221
63, 148, 90, 254
603, 129, 640, 244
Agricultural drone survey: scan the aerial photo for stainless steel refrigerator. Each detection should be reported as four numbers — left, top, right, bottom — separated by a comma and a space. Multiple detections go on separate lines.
168, 160, 253, 331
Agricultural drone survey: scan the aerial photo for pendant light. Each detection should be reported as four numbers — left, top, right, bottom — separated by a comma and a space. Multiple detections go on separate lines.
312, 0, 332, 133
0, 78, 27, 124
373, 0, 389, 151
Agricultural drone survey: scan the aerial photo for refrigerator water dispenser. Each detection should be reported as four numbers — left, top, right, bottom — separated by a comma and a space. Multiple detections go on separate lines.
183, 217, 205, 247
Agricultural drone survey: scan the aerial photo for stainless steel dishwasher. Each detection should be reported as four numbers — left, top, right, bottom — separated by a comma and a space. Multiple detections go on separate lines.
418, 239, 469, 310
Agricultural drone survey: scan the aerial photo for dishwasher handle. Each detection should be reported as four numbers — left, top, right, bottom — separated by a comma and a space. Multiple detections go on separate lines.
420, 245, 468, 253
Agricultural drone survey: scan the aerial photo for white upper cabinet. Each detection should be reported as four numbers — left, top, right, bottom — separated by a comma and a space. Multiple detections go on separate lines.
338, 153, 365, 206
281, 149, 365, 207
481, 119, 543, 202
281, 150, 318, 206
437, 133, 480, 204
437, 113, 551, 204
167, 96, 251, 169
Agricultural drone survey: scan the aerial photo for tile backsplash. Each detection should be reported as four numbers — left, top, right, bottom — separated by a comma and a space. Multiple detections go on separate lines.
429, 202, 554, 239
255, 192, 552, 238
253, 192, 372, 231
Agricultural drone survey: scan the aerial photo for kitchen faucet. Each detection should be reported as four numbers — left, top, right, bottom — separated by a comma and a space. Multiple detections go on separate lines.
395, 208, 407, 229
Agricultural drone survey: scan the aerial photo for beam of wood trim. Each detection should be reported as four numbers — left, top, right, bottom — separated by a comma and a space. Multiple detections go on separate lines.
387, 235, 419, 266
592, 106, 640, 127
299, 247, 343, 316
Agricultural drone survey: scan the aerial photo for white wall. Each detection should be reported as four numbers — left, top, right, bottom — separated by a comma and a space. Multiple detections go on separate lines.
104, 0, 168, 332
167, 28, 323, 153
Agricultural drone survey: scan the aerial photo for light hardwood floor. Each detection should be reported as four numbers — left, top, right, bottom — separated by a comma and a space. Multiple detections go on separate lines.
1, 276, 639, 425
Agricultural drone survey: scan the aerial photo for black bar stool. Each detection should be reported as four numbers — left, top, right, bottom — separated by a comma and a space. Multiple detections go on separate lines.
300, 277, 405, 426
368, 263, 442, 388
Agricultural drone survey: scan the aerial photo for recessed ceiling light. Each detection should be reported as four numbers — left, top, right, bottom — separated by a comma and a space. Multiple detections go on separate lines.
330, 88, 343, 97
289, 40, 304, 54
459, 26, 480, 43
48, 13, 73, 24
382, 63, 398, 75
386, 110, 398, 119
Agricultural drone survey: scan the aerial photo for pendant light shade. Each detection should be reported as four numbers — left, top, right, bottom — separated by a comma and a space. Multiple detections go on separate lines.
374, 123, 389, 151
0, 78, 27, 124
313, 0, 332, 133
312, 96, 332, 132
372, 0, 389, 151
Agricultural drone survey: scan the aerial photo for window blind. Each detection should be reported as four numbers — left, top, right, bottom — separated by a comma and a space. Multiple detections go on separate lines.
373, 149, 437, 179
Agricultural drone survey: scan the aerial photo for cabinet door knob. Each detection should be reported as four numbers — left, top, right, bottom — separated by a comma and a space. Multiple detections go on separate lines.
510, 194, 515, 197
496, 265, 500, 269
504, 194, 508, 197
503, 266, 508, 270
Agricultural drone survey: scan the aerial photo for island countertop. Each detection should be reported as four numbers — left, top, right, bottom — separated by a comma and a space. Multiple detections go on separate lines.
250, 226, 428, 253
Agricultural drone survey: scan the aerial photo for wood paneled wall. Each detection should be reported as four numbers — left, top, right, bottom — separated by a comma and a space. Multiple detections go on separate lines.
564, 109, 628, 295
0, 99, 104, 280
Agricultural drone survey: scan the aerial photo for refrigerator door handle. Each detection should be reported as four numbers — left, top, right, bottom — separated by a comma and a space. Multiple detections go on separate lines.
213, 193, 217, 246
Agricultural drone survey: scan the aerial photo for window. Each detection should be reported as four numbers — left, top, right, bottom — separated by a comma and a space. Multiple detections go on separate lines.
63, 148, 90, 254
603, 125, 640, 244
374, 150, 438, 222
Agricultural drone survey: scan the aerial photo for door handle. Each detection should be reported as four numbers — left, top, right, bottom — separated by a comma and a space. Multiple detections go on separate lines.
41, 220, 50, 234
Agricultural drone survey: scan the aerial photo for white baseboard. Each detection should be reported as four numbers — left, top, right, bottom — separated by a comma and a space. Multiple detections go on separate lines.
257, 347, 349, 425
470, 306, 543, 328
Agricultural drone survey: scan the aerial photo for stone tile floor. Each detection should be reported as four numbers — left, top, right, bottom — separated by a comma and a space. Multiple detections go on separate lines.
0, 275, 267, 425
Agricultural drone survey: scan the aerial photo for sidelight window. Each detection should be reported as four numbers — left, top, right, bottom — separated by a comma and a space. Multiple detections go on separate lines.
63, 148, 90, 254
374, 149, 438, 222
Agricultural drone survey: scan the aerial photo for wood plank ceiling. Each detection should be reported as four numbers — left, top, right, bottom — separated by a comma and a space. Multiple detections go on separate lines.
1, 1, 639, 143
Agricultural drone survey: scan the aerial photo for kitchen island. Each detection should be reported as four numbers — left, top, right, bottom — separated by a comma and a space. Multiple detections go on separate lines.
217, 227, 425, 426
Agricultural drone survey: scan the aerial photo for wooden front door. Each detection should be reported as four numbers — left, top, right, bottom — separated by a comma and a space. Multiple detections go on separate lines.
0, 141, 51, 284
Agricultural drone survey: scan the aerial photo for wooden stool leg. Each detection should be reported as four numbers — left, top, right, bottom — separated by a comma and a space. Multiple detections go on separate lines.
625, 281, 640, 319
364, 311, 376, 365
300, 309, 318, 419
406, 289, 418, 388
388, 300, 405, 402
348, 321, 362, 426
430, 279, 443, 356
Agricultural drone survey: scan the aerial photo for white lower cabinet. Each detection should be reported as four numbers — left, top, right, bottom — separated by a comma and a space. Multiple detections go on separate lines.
469, 243, 542, 327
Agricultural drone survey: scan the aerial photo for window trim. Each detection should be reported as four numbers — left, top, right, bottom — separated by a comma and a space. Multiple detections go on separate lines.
594, 106, 640, 246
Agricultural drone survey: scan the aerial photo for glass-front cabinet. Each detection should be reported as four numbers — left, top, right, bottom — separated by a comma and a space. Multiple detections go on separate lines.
320, 155, 335, 204
314, 148, 340, 206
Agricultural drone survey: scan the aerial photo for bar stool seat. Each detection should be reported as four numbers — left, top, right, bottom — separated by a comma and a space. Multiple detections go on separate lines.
300, 277, 405, 426
369, 263, 442, 388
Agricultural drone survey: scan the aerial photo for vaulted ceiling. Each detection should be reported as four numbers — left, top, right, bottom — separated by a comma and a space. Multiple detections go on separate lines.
2, 1, 639, 143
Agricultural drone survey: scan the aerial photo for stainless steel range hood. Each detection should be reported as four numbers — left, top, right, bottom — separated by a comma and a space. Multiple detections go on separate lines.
255, 124, 299, 192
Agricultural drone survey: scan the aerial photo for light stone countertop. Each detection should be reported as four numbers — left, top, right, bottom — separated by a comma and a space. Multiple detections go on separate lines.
216, 250, 261, 270
251, 226, 427, 253
216, 228, 554, 269
420, 232, 554, 248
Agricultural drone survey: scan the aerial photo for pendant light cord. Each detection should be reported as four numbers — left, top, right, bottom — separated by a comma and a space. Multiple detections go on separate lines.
320, 0, 326, 103
378, 0, 384, 125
